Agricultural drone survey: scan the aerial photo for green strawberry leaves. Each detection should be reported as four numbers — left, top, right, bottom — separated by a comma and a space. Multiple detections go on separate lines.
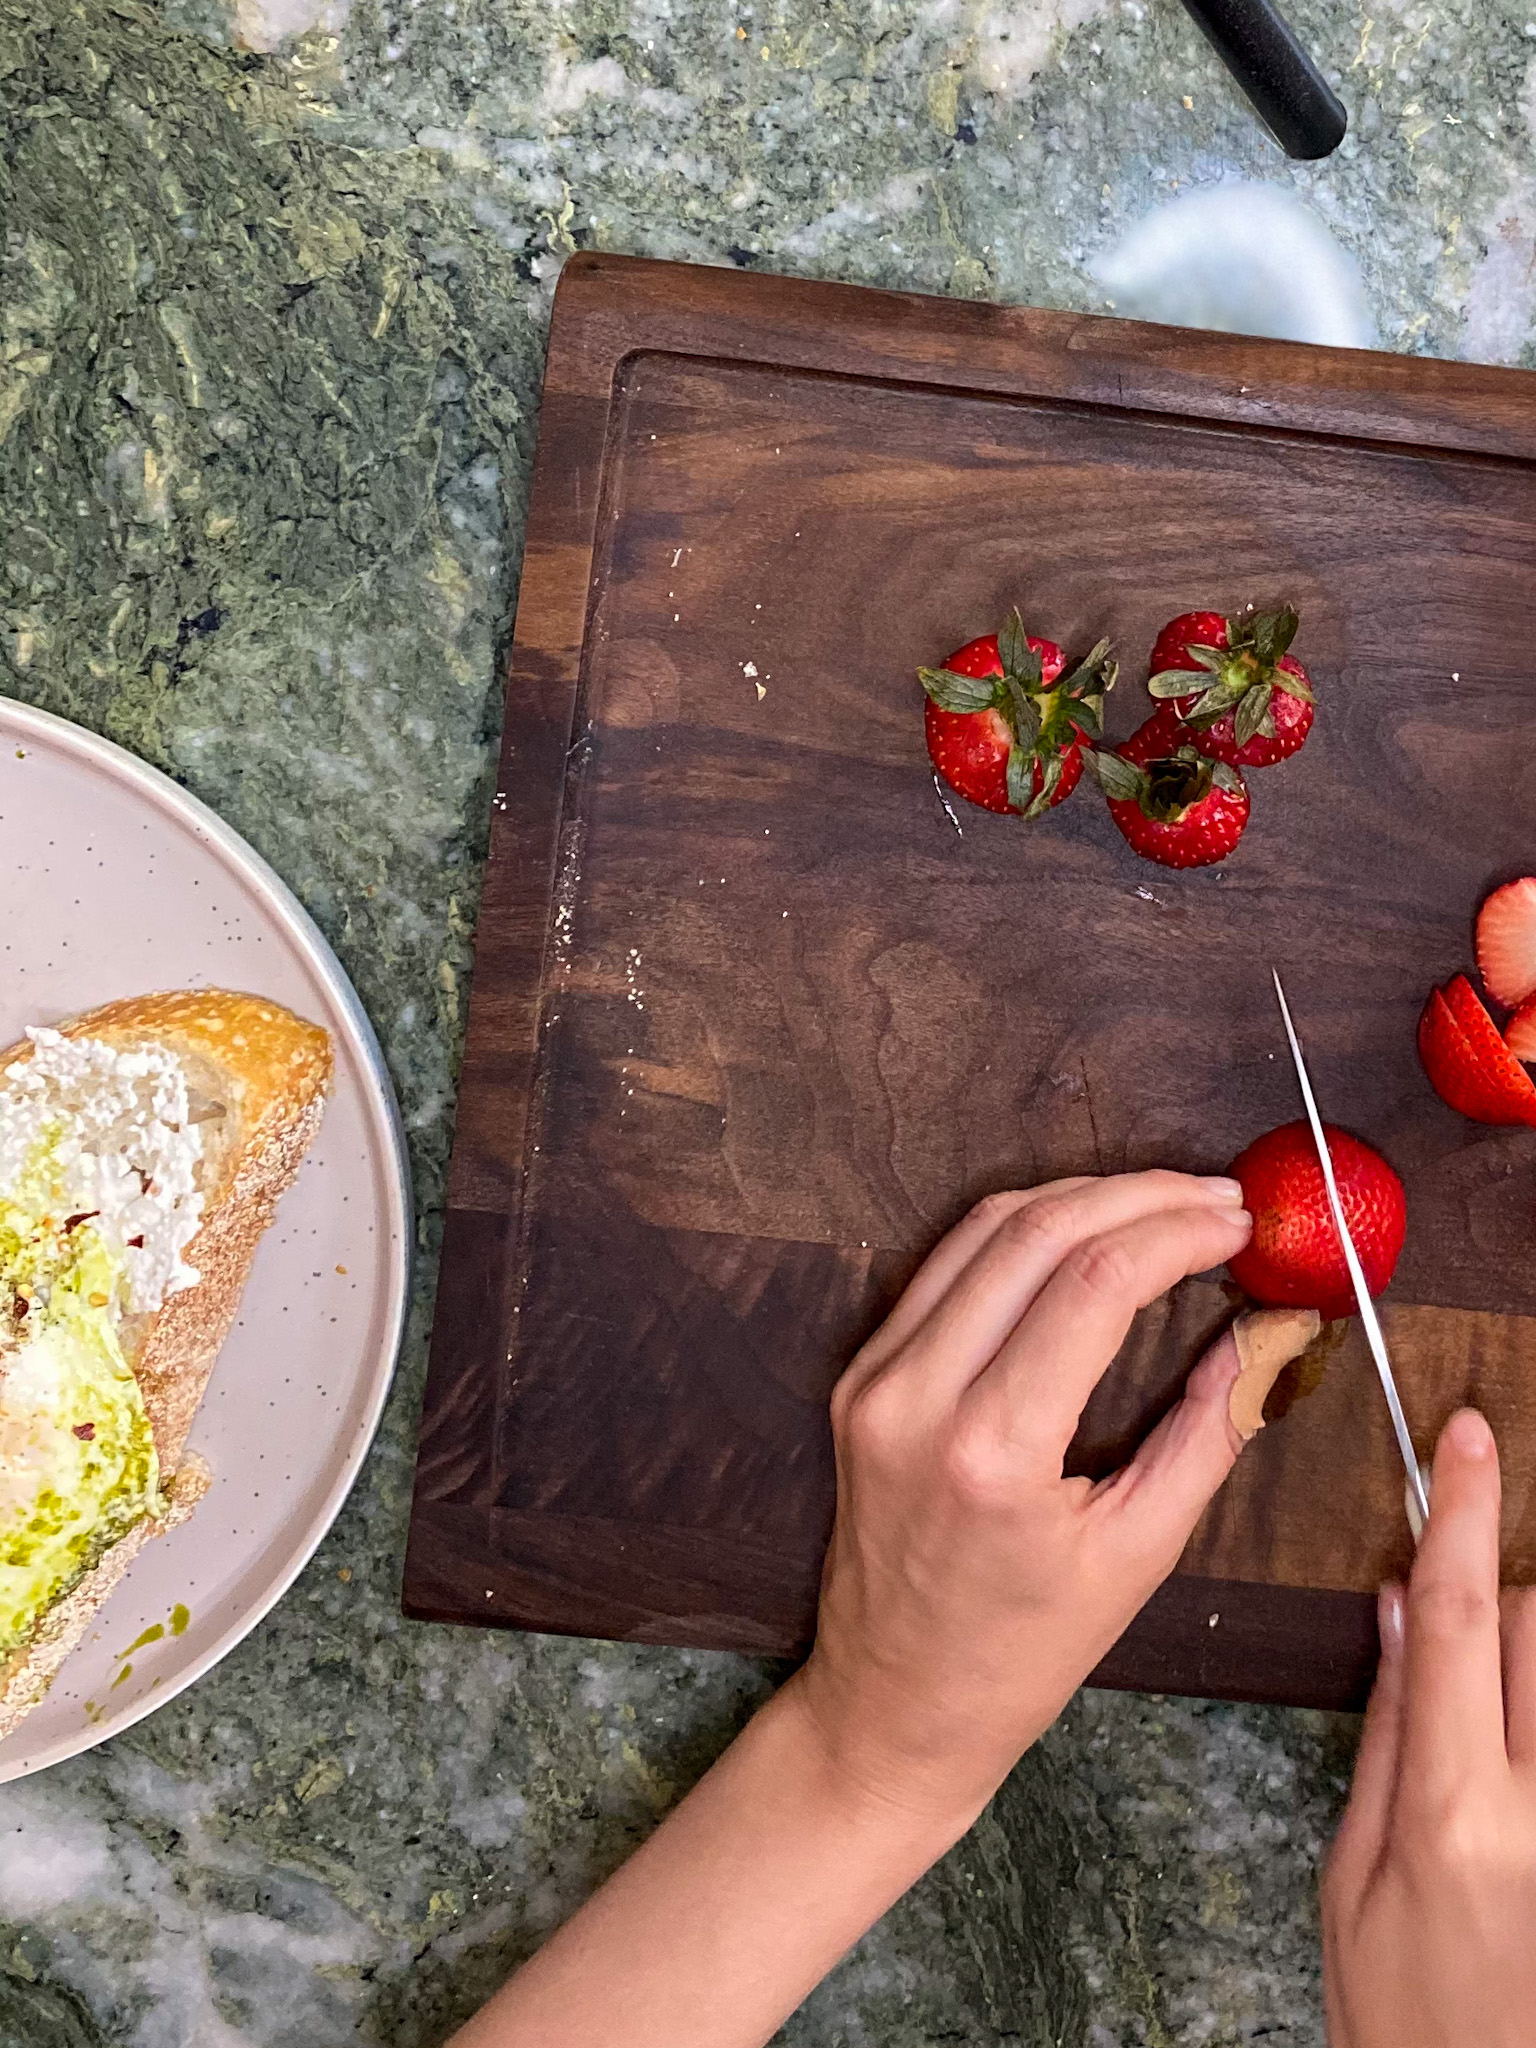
1233, 680, 1274, 750
920, 611, 1117, 820
998, 608, 1042, 686
1146, 605, 1307, 737
1249, 605, 1298, 666
1085, 748, 1147, 804
1022, 752, 1065, 820
1005, 674, 1042, 748
1088, 742, 1242, 820
1148, 667, 1212, 698
1272, 665, 1314, 704
918, 666, 1003, 714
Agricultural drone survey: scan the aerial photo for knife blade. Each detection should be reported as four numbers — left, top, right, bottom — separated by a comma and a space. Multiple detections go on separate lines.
1271, 970, 1431, 1536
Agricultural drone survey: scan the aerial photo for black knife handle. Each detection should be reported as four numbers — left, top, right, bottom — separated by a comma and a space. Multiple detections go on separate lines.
1179, 0, 1348, 159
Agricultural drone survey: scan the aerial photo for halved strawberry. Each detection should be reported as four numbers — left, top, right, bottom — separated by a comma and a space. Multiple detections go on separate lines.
920, 612, 1115, 818
1476, 877, 1536, 1009
1418, 975, 1536, 1126
1147, 605, 1314, 769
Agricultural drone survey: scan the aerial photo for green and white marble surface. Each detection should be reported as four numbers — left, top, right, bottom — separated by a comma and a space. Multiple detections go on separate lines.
2, 0, 1534, 2039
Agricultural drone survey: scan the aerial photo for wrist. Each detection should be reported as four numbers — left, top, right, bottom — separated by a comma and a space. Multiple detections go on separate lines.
765, 1663, 995, 1861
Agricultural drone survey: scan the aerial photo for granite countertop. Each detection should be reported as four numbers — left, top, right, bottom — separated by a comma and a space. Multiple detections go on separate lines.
2, 0, 1533, 2041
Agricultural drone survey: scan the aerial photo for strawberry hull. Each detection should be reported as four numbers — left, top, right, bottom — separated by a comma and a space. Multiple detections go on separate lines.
1102, 714, 1250, 869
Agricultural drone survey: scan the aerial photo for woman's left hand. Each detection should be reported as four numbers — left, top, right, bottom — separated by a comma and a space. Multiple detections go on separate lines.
787, 1170, 1257, 1833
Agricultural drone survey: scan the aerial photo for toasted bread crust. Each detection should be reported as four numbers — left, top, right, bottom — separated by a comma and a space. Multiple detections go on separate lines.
0, 991, 331, 1739
0, 1458, 209, 1742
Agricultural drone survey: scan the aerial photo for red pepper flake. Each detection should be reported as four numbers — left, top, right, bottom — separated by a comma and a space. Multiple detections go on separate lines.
72, 1422, 96, 1441
127, 1235, 145, 1249
63, 1211, 100, 1233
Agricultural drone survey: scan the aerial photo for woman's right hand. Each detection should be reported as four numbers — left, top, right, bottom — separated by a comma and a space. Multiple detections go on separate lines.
1322, 1408, 1536, 2047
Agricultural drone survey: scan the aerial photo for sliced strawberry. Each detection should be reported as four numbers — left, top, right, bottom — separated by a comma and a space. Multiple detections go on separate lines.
1476, 877, 1536, 1009
1508, 994, 1536, 1063
1419, 977, 1536, 1126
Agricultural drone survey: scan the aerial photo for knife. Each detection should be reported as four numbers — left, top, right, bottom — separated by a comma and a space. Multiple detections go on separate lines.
1271, 971, 1431, 1538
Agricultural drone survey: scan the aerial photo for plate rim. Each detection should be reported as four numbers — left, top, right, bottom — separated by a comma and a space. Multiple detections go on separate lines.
0, 696, 415, 1782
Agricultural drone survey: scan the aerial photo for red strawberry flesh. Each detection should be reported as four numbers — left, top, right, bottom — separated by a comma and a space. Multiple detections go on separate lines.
924, 698, 1084, 815
1508, 994, 1536, 1063
1418, 977, 1536, 1126
1227, 1119, 1406, 1323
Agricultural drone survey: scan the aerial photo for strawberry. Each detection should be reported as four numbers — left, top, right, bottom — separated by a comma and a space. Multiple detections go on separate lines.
1418, 974, 1536, 1126
1090, 713, 1250, 869
1226, 1120, 1406, 1323
1476, 877, 1536, 1009
919, 611, 1115, 818
1147, 606, 1314, 768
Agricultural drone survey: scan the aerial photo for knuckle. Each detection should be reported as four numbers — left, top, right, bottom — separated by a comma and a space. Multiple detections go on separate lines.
1410, 1574, 1499, 1647
827, 1371, 858, 1432
1399, 1796, 1494, 1884
971, 1188, 1030, 1231
996, 1194, 1079, 1264
838, 1377, 905, 1464
1062, 1232, 1139, 1301
940, 1419, 1009, 1506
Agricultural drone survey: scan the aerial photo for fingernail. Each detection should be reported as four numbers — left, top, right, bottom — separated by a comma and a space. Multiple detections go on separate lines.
1378, 1582, 1405, 1661
1201, 1176, 1247, 1204
1446, 1407, 1494, 1460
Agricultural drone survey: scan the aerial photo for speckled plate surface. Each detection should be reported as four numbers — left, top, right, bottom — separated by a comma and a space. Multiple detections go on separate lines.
0, 700, 411, 1783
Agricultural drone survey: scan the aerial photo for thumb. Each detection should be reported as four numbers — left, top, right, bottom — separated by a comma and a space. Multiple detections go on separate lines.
1096, 1307, 1320, 1568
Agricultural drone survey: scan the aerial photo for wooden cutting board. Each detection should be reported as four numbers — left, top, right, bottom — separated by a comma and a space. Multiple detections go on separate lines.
403, 253, 1536, 1709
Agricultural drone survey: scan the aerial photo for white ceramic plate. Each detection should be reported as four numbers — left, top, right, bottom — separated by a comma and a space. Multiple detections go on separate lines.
0, 700, 411, 1782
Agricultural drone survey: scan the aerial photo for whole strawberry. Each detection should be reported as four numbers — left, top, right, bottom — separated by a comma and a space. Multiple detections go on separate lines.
1091, 712, 1249, 869
1148, 606, 1314, 768
1227, 1120, 1406, 1322
920, 610, 1115, 818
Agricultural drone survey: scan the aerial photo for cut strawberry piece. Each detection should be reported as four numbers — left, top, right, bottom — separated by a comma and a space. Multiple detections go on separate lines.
1476, 877, 1536, 1008
1419, 977, 1536, 1127
1507, 993, 1536, 1063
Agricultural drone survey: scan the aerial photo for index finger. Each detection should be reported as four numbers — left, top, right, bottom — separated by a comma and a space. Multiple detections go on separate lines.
960, 1200, 1253, 1465
1399, 1407, 1509, 1809
858, 1171, 1245, 1404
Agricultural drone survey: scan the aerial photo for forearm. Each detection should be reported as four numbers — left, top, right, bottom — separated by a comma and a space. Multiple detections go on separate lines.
451, 1674, 972, 2048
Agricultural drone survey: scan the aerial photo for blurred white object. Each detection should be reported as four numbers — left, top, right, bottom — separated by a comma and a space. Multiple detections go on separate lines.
1093, 184, 1375, 348
234, 0, 349, 51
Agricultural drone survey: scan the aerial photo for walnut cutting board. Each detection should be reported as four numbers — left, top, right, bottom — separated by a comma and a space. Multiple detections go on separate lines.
403, 253, 1536, 1709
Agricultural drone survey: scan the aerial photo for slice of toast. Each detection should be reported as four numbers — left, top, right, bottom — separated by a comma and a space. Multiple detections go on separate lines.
0, 990, 331, 1740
